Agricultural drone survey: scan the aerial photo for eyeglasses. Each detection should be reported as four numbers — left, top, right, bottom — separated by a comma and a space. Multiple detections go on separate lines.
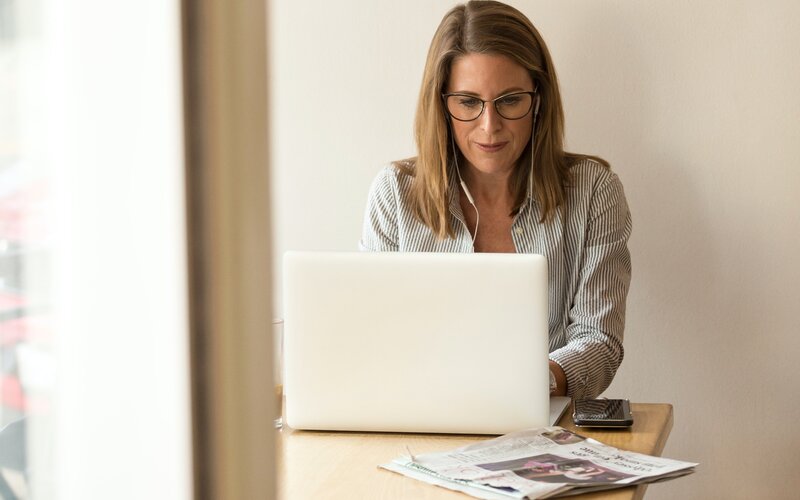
442, 91, 536, 121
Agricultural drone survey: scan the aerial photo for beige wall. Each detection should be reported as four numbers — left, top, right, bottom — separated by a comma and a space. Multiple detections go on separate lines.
270, 1, 800, 498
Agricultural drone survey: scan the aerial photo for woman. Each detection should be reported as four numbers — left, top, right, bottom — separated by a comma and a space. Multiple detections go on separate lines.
359, 0, 631, 399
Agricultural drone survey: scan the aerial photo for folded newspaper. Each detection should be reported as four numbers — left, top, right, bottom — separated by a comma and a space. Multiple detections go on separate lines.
381, 427, 697, 499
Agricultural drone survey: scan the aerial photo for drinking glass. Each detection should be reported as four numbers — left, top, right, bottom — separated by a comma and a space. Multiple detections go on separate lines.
272, 318, 284, 429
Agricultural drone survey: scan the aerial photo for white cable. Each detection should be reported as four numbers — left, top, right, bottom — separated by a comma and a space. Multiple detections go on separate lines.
451, 135, 479, 245
529, 108, 537, 216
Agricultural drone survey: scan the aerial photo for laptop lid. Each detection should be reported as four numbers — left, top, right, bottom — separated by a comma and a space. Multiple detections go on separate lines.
283, 251, 551, 434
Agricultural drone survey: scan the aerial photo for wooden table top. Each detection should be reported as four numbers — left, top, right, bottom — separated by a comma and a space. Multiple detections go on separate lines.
277, 403, 673, 500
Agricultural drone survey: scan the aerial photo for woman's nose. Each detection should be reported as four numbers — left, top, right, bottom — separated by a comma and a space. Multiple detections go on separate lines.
478, 103, 503, 133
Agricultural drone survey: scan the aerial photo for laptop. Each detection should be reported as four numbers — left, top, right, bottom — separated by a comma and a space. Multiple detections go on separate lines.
282, 251, 570, 434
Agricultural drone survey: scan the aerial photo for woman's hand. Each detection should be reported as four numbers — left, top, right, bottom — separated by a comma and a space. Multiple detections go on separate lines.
549, 360, 567, 396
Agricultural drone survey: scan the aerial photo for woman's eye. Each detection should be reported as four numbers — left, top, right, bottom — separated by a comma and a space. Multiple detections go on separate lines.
458, 97, 481, 108
498, 96, 523, 106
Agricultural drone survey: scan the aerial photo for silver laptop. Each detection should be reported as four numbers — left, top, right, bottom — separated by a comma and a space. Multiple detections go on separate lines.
282, 251, 569, 434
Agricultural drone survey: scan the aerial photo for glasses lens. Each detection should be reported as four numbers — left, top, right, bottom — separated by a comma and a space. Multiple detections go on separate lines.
446, 95, 484, 121
495, 93, 533, 120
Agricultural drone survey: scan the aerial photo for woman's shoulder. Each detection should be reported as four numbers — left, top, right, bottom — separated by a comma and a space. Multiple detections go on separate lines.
567, 156, 623, 192
367, 158, 417, 197
565, 156, 629, 219
390, 157, 417, 179
372, 158, 416, 186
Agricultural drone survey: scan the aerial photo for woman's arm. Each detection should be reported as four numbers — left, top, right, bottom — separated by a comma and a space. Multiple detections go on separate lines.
549, 173, 632, 399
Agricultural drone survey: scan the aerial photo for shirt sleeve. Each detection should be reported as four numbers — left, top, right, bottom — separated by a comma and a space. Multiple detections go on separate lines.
549, 172, 632, 399
359, 166, 400, 252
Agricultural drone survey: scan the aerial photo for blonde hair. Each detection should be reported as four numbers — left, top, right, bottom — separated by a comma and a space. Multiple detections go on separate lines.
399, 0, 607, 239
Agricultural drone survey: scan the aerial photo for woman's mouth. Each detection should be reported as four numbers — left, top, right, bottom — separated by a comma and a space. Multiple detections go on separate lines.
476, 141, 508, 153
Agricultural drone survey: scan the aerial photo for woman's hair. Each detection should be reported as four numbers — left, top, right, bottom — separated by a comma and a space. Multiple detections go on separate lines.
399, 0, 607, 239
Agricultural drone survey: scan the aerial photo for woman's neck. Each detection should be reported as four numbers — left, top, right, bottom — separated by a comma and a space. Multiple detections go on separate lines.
460, 165, 514, 208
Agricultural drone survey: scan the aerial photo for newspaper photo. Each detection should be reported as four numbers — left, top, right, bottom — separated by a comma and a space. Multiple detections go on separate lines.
381, 427, 697, 499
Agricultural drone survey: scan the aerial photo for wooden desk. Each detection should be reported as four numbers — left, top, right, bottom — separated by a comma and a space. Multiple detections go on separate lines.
277, 403, 673, 500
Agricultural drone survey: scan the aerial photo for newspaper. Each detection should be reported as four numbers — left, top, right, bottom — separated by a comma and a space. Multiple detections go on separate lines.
381, 427, 697, 499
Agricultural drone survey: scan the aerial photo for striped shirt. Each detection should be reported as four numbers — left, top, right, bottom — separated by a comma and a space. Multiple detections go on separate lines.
359, 158, 632, 399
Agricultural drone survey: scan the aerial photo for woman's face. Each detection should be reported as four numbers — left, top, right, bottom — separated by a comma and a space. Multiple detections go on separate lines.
446, 53, 534, 178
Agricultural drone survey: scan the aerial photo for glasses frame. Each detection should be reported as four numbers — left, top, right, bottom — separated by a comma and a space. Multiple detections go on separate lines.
441, 90, 537, 122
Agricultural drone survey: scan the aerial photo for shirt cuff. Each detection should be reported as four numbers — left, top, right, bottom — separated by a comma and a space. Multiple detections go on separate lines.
549, 347, 591, 399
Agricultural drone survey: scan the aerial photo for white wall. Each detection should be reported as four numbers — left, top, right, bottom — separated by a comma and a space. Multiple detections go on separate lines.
270, 1, 800, 498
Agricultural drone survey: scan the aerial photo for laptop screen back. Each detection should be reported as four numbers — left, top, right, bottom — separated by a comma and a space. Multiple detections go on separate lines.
283, 251, 550, 434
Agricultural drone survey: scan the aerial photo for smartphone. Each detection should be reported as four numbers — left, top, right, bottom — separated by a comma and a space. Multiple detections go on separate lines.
573, 398, 633, 428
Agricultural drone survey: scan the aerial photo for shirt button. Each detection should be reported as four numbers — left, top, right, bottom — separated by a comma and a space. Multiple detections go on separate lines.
515, 227, 523, 235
